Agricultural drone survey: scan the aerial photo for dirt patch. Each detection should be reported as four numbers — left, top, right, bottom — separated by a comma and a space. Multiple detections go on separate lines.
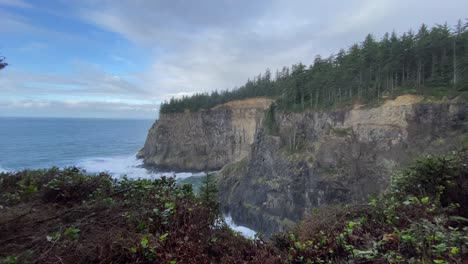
352, 94, 424, 110
383, 94, 424, 106
212, 98, 273, 110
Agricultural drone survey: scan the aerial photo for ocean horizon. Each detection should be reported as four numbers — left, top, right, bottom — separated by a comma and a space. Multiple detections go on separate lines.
0, 117, 197, 180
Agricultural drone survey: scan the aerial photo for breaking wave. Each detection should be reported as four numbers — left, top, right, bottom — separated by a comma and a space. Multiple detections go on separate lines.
224, 214, 257, 239
76, 154, 205, 180
0, 165, 10, 173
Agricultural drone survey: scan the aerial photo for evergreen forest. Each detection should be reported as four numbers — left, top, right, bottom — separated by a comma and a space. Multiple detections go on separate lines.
160, 20, 468, 114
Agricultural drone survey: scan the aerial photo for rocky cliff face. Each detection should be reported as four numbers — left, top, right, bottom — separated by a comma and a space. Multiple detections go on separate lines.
218, 95, 468, 237
138, 98, 272, 171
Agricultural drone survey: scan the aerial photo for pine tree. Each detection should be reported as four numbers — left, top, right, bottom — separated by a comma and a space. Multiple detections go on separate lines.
199, 173, 220, 216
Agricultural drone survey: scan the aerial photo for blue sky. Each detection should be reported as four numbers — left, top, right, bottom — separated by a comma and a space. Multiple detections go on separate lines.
1, 0, 467, 119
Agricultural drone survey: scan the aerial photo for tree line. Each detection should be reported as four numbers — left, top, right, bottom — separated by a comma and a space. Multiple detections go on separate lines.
160, 20, 468, 114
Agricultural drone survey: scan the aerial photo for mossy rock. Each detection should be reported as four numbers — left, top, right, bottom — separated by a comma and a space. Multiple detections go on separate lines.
330, 127, 353, 137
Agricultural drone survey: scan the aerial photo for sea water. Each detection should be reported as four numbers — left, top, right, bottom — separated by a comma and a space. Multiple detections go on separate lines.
0, 117, 201, 180
0, 117, 255, 237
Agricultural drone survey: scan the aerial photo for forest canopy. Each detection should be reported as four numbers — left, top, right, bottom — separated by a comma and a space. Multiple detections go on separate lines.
160, 20, 468, 114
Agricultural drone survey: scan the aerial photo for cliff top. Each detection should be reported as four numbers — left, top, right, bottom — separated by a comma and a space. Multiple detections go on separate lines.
353, 94, 427, 110
383, 94, 424, 106
211, 97, 273, 110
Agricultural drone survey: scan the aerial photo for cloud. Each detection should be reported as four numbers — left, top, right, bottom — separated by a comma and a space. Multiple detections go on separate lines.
3, 0, 468, 118
0, 10, 38, 34
0, 99, 158, 119
0, 62, 150, 98
83, 0, 268, 46
80, 1, 407, 98
80, 1, 327, 96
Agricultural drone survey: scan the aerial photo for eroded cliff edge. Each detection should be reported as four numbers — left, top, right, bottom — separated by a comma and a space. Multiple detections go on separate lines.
138, 98, 272, 171
218, 95, 468, 237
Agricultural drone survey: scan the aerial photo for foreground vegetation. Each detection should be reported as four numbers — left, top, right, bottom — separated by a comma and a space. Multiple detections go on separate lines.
0, 169, 275, 263
275, 152, 468, 263
1, 152, 467, 263
160, 19, 468, 114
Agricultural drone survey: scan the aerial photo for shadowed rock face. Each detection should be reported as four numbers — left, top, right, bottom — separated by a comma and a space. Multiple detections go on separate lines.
218, 96, 468, 237
138, 98, 272, 171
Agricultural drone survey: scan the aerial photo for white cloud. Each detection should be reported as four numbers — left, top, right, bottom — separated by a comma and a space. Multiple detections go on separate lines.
0, 99, 158, 119
9, 100, 51, 108
3, 0, 468, 118
0, 62, 150, 98
0, 10, 38, 33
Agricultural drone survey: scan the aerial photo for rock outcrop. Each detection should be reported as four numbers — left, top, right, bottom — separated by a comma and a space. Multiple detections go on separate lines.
218, 95, 468, 237
138, 98, 272, 171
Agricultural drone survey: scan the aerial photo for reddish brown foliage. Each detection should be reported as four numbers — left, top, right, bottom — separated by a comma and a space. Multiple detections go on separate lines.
0, 168, 282, 263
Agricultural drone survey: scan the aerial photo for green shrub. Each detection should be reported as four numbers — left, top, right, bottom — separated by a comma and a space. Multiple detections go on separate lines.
63, 227, 80, 240
277, 151, 468, 263
391, 153, 468, 211
264, 103, 279, 135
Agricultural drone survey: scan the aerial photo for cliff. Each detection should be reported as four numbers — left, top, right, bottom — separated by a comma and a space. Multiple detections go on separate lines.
139, 95, 468, 237
138, 98, 272, 171
218, 95, 468, 236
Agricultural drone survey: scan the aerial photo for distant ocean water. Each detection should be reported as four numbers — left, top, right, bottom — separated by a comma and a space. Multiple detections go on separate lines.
0, 117, 200, 180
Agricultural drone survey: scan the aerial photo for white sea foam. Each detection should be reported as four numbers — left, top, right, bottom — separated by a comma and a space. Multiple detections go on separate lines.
76, 154, 205, 180
0, 166, 10, 173
224, 214, 257, 239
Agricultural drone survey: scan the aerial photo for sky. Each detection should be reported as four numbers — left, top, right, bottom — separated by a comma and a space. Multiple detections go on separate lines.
0, 0, 467, 119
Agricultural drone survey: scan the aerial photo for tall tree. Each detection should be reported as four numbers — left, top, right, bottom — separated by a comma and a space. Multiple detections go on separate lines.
416, 24, 430, 89
452, 19, 464, 88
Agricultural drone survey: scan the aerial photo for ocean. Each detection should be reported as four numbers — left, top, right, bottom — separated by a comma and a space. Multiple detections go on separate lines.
0, 117, 256, 237
0, 117, 198, 179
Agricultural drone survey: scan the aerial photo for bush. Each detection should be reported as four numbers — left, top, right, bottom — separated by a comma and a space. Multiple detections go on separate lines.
274, 151, 468, 263
0, 168, 281, 263
0, 167, 114, 206
391, 153, 468, 213
264, 103, 279, 135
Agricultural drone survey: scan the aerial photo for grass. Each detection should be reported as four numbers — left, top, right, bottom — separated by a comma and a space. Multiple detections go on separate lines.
219, 157, 248, 178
